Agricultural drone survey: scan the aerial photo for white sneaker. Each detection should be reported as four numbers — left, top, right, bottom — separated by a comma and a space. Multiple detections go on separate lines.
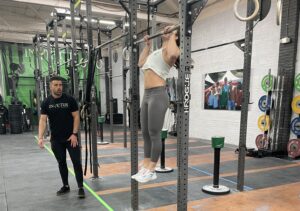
131, 167, 146, 179
135, 169, 157, 183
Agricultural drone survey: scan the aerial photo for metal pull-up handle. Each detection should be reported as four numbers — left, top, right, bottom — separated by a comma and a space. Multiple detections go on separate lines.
134, 25, 180, 45
96, 59, 104, 70
122, 47, 130, 61
276, 0, 282, 25
76, 58, 88, 68
234, 0, 260, 21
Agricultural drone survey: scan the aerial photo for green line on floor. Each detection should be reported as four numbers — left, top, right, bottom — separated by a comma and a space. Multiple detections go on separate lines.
34, 136, 114, 211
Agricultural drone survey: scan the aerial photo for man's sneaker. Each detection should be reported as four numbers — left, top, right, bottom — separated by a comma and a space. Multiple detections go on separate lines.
131, 167, 146, 179
56, 186, 70, 196
78, 188, 85, 198
135, 169, 157, 183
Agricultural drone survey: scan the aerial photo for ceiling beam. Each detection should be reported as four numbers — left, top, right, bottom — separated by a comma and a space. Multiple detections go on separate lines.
10, 0, 177, 24
0, 31, 34, 43
28, 4, 48, 24
0, 16, 10, 28
164, 0, 178, 12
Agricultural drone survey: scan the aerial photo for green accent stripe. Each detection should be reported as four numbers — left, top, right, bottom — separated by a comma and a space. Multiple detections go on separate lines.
75, 0, 81, 9
34, 136, 114, 211
62, 32, 67, 38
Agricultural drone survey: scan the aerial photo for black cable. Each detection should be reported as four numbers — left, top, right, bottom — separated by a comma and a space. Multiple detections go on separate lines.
17, 43, 24, 67
84, 110, 88, 175
85, 49, 99, 103
82, 44, 99, 175
92, 50, 99, 85
79, 16, 85, 51
8, 45, 13, 66
88, 116, 92, 173
247, 20, 260, 32
97, 24, 102, 59
1, 45, 10, 96
64, 44, 68, 72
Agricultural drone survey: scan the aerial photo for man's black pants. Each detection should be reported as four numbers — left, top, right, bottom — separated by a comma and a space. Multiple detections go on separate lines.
51, 140, 83, 188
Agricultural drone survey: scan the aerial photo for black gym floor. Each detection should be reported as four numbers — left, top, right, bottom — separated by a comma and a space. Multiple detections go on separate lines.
1, 126, 300, 211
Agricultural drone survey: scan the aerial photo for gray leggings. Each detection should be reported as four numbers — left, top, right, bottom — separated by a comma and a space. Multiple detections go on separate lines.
141, 86, 169, 163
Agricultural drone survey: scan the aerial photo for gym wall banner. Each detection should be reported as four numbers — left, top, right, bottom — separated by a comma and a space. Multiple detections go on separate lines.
204, 69, 243, 111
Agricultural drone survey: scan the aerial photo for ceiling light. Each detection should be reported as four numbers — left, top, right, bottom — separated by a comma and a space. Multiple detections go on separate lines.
99, 20, 116, 26
84, 18, 98, 23
65, 16, 80, 21
64, 16, 116, 26
51, 8, 70, 16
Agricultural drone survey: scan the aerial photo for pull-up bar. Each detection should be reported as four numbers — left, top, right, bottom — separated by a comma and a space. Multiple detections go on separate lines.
94, 24, 179, 50
134, 25, 179, 45
94, 33, 128, 50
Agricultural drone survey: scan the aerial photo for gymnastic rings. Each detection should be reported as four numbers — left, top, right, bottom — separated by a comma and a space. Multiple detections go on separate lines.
233, 0, 260, 21
39, 48, 47, 56
122, 47, 130, 61
79, 58, 88, 68
80, 104, 88, 119
80, 104, 85, 119
96, 59, 104, 70
276, 0, 282, 25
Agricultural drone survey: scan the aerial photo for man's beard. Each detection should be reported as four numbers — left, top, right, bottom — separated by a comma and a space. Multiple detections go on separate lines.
53, 90, 62, 97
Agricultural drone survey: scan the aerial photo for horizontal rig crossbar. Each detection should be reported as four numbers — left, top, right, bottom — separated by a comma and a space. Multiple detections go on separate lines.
94, 33, 128, 49
134, 25, 179, 45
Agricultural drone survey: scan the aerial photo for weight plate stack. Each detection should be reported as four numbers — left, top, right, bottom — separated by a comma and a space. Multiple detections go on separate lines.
258, 95, 271, 112
255, 134, 269, 150
291, 96, 300, 114
8, 104, 23, 134
257, 115, 270, 132
291, 117, 300, 136
287, 139, 300, 158
294, 73, 300, 92
261, 74, 274, 92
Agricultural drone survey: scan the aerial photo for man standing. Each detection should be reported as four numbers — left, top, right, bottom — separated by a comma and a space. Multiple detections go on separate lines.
38, 76, 85, 198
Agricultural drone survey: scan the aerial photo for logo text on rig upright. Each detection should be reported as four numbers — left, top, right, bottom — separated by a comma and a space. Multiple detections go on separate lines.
184, 68, 191, 113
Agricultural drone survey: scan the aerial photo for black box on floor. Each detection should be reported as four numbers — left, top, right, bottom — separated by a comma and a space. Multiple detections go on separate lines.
113, 113, 123, 124
105, 113, 123, 124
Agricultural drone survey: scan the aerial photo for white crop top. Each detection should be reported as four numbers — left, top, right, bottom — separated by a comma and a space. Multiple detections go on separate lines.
141, 48, 171, 80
